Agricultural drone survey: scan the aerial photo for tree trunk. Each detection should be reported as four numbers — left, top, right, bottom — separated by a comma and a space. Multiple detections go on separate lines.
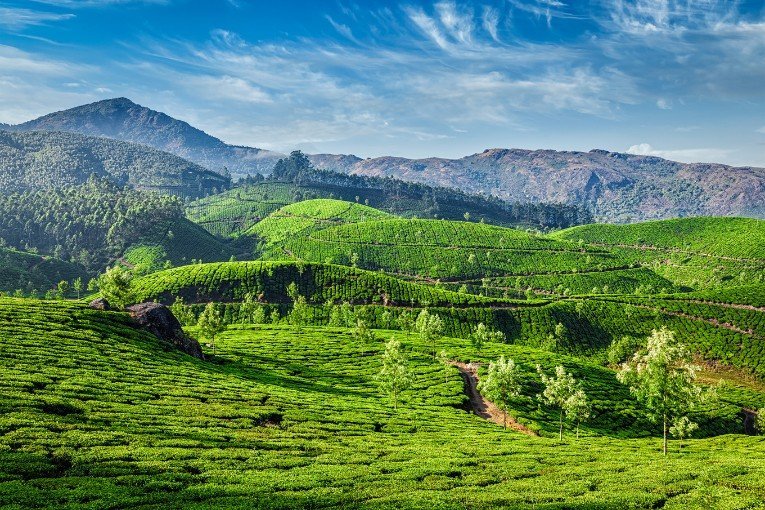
663, 414, 667, 456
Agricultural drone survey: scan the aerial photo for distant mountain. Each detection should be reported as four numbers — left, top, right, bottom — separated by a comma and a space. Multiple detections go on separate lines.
0, 130, 228, 197
310, 148, 765, 222
9, 97, 283, 176
8, 98, 765, 221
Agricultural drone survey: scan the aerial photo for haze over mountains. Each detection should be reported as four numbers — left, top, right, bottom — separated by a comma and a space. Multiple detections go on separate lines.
4, 98, 764, 222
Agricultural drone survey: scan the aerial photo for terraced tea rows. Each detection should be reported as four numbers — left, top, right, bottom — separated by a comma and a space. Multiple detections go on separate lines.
2, 299, 765, 509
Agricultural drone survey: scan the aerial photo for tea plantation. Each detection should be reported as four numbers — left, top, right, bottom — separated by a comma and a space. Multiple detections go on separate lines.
2, 299, 765, 509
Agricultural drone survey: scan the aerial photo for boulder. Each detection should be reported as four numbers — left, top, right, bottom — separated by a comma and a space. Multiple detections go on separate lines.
126, 302, 205, 360
89, 297, 110, 310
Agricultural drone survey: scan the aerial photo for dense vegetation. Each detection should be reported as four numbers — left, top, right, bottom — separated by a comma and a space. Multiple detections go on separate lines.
1, 299, 764, 509
0, 247, 86, 295
0, 129, 229, 198
0, 178, 236, 274
186, 151, 592, 237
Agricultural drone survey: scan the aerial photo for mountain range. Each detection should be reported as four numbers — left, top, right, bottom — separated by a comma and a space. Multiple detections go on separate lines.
4, 98, 764, 222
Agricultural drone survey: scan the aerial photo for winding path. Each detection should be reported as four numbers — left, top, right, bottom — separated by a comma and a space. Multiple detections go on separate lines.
451, 361, 537, 435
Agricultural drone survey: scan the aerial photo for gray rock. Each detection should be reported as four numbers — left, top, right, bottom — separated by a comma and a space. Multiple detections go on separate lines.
89, 297, 110, 310
126, 302, 205, 360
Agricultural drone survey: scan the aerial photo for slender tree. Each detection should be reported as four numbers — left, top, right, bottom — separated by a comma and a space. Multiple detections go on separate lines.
469, 322, 505, 354
376, 338, 413, 410
478, 356, 522, 429
416, 309, 443, 359
198, 302, 225, 356
538, 365, 579, 441
617, 327, 702, 455
93, 265, 134, 308
72, 277, 83, 299
396, 310, 416, 337
565, 388, 591, 439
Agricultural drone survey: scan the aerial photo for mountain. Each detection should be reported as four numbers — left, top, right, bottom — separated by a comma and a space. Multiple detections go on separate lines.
9, 99, 764, 222
309, 148, 765, 222
0, 130, 227, 197
9, 97, 283, 176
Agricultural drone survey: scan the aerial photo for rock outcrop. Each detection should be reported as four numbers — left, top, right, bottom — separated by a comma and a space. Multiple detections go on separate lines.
126, 302, 204, 360
89, 297, 110, 311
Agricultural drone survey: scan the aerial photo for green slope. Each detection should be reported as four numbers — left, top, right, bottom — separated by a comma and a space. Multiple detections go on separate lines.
1, 298, 764, 508
551, 217, 765, 259
249, 199, 393, 245
264, 217, 628, 280
0, 247, 87, 294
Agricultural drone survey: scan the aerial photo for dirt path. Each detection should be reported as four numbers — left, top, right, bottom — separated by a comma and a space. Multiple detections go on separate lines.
451, 361, 537, 435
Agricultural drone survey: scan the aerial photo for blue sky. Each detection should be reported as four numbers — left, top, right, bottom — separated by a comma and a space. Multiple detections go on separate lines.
1, 0, 764, 166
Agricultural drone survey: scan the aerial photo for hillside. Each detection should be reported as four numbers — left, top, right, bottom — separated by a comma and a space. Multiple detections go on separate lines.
249, 199, 393, 245
313, 148, 765, 222
0, 130, 228, 198
0, 179, 237, 274
261, 217, 629, 280
1, 298, 764, 508
9, 97, 282, 177
0, 248, 87, 295
550, 217, 765, 290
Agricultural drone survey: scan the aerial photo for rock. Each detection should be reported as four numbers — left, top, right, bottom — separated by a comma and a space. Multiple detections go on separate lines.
126, 302, 205, 360
89, 297, 110, 310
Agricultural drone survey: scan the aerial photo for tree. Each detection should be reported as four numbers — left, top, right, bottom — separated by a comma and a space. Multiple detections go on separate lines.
240, 292, 256, 324
416, 309, 443, 359
437, 350, 450, 383
670, 416, 698, 450
565, 388, 591, 439
397, 310, 416, 336
537, 365, 579, 441
353, 318, 376, 344
72, 277, 83, 299
57, 280, 70, 299
478, 356, 522, 429
197, 302, 225, 356
617, 327, 702, 455
170, 296, 195, 326
469, 322, 504, 353
376, 338, 413, 410
287, 282, 309, 332
757, 409, 765, 435
92, 265, 134, 308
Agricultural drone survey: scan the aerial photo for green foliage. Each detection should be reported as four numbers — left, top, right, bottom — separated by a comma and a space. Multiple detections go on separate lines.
469, 322, 505, 353
0, 130, 227, 198
197, 302, 224, 355
477, 355, 522, 428
0, 247, 86, 294
92, 266, 134, 308
617, 327, 703, 455
416, 309, 444, 359
537, 365, 582, 441
0, 178, 235, 273
375, 338, 413, 410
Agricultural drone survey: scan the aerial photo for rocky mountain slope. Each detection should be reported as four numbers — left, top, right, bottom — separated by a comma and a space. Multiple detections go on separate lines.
310, 148, 765, 222
8, 98, 764, 222
9, 98, 282, 176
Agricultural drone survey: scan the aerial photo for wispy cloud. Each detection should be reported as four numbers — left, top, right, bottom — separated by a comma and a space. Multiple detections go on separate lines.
31, 0, 169, 6
626, 142, 731, 163
0, 7, 74, 30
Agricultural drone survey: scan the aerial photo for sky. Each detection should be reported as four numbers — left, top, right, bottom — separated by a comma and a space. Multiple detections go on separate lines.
1, 0, 764, 166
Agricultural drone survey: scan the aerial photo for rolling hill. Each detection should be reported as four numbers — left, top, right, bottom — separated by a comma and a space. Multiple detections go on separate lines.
0, 247, 87, 294
0, 130, 228, 198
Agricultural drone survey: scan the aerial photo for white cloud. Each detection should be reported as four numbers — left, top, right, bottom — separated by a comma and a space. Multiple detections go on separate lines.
0, 7, 74, 30
626, 143, 731, 163
656, 98, 670, 109
32, 0, 169, 6
757, 126, 765, 134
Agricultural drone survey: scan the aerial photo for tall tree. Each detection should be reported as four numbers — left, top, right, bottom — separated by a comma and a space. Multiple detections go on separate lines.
197, 302, 225, 356
478, 356, 522, 429
92, 265, 134, 308
376, 338, 413, 410
416, 309, 443, 359
537, 365, 579, 441
469, 322, 505, 354
617, 327, 702, 455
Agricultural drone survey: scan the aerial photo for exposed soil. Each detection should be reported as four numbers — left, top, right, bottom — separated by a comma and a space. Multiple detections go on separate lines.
451, 361, 537, 435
